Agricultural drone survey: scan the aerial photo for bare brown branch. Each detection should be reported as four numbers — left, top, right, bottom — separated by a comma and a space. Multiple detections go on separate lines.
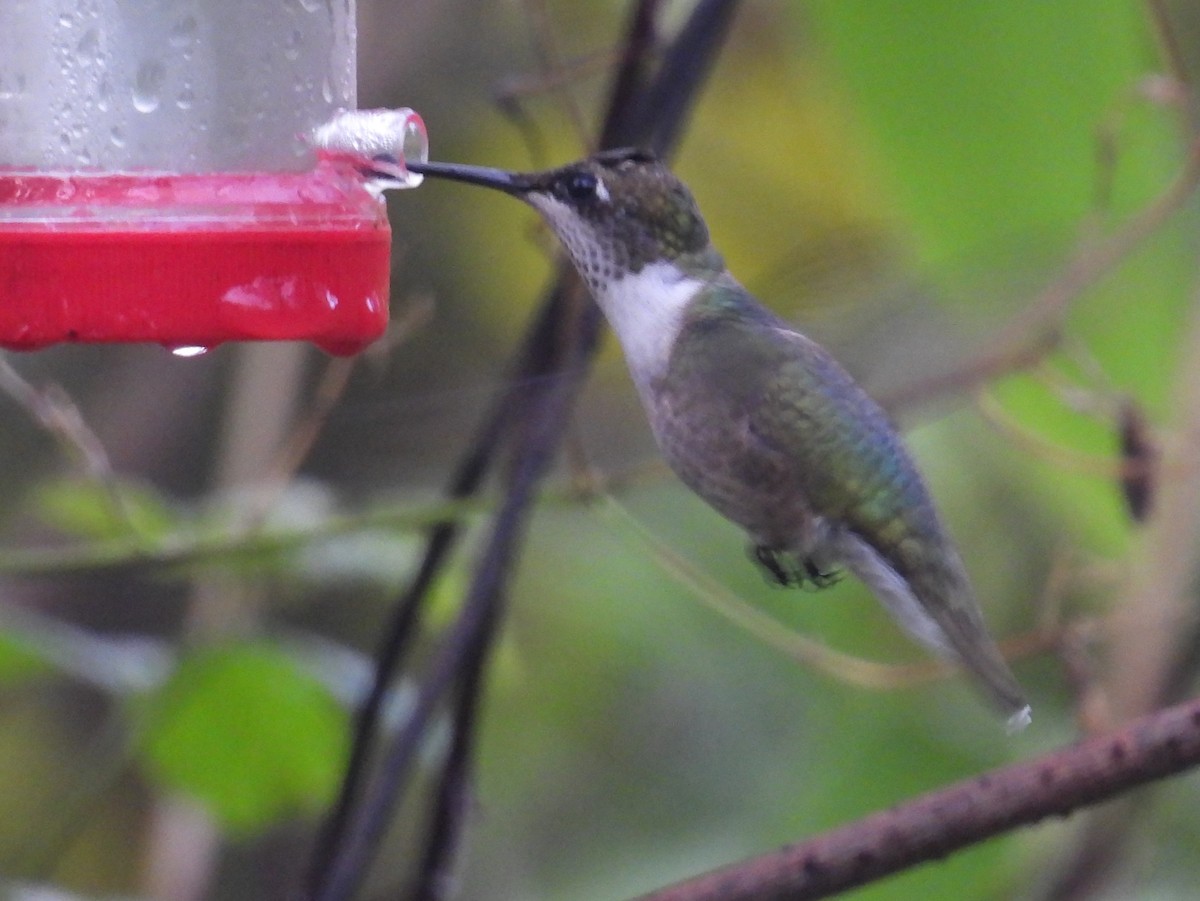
634, 695, 1200, 901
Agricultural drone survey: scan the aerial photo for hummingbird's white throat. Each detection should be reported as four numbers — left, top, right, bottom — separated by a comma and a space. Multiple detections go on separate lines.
595, 262, 706, 396
527, 194, 706, 395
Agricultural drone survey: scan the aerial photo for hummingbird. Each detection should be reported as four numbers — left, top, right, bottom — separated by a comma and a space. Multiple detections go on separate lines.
404, 148, 1031, 731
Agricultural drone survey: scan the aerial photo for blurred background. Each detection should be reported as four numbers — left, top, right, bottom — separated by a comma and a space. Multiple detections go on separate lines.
2, 0, 1200, 898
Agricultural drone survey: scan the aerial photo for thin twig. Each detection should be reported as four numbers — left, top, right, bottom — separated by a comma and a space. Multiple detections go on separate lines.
633, 695, 1200, 901
314, 264, 603, 901
1040, 229, 1200, 901
0, 495, 487, 579
972, 389, 1136, 481
311, 430, 554, 901
1026, 6, 1200, 893
597, 0, 663, 148
1143, 0, 1191, 101
600, 495, 1056, 691
881, 137, 1200, 414
625, 0, 741, 155
303, 304, 544, 893
407, 668, 485, 900
407, 286, 598, 898
0, 359, 137, 535
520, 0, 592, 145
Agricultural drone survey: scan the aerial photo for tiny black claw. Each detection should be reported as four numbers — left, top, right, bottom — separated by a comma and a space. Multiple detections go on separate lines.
803, 558, 843, 589
750, 545, 842, 591
752, 545, 793, 587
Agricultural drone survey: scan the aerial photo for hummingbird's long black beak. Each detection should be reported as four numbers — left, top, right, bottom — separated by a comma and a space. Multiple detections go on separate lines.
406, 159, 530, 194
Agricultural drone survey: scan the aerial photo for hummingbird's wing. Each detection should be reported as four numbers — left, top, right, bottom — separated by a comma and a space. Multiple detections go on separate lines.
659, 306, 1029, 728
752, 323, 1030, 729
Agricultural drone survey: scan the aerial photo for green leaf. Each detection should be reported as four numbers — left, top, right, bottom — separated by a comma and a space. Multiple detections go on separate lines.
0, 629, 51, 684
140, 643, 348, 833
806, 0, 1162, 268
32, 477, 180, 542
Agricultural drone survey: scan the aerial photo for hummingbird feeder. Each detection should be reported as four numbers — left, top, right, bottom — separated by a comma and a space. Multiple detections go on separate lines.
0, 1, 427, 356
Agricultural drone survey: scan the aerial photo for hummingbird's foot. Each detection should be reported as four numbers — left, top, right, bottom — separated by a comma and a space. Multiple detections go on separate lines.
750, 546, 842, 591
802, 558, 843, 590
752, 545, 794, 586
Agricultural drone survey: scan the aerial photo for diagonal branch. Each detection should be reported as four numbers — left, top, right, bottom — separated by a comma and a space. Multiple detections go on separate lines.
304, 261, 577, 897
404, 1, 746, 895
309, 311, 600, 899
879, 136, 1200, 414
633, 695, 1200, 901
307, 2, 745, 898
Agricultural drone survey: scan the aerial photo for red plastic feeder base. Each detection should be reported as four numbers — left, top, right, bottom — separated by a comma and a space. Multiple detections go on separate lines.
0, 163, 391, 356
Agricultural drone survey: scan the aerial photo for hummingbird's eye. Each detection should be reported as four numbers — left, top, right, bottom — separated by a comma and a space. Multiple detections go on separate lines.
561, 171, 599, 201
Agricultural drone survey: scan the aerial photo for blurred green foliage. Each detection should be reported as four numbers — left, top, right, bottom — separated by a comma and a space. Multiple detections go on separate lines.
0, 630, 48, 683
33, 477, 179, 543
139, 644, 348, 834
807, 0, 1162, 262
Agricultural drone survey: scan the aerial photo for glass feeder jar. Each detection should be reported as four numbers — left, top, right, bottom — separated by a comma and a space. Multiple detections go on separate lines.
0, 0, 426, 355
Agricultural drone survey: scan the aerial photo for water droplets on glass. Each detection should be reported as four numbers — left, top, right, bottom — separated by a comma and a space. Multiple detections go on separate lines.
7, 0, 362, 170
95, 75, 112, 112
133, 59, 166, 113
76, 27, 101, 57
168, 15, 198, 49
284, 30, 303, 62
0, 74, 27, 101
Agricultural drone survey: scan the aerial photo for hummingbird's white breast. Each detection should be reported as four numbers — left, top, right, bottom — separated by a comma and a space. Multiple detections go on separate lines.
595, 261, 706, 397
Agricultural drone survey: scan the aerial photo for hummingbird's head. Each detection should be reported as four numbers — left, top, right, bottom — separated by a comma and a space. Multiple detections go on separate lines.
408, 149, 721, 292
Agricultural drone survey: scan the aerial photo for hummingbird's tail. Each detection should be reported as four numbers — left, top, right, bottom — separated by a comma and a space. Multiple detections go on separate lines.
833, 532, 1032, 732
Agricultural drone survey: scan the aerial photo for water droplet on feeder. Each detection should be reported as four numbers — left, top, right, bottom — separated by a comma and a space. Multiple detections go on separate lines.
169, 345, 210, 358
133, 59, 166, 113
169, 15, 198, 49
